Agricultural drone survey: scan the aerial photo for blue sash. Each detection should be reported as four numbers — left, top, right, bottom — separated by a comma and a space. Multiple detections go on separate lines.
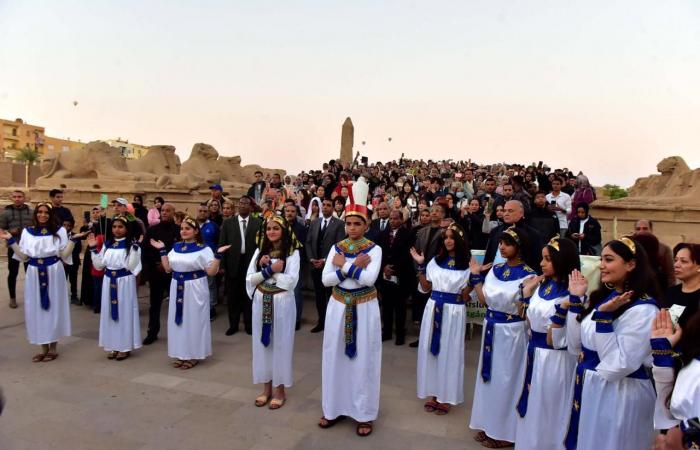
172, 270, 206, 325
481, 308, 524, 382
28, 256, 60, 311
429, 290, 463, 356
564, 346, 649, 450
256, 283, 286, 347
516, 331, 564, 417
105, 268, 132, 321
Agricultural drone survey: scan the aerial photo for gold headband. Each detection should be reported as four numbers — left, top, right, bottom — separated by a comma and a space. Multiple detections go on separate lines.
113, 214, 130, 224
446, 223, 465, 238
256, 215, 303, 255
618, 236, 636, 255
548, 237, 560, 252
36, 202, 53, 210
504, 226, 520, 245
183, 216, 198, 229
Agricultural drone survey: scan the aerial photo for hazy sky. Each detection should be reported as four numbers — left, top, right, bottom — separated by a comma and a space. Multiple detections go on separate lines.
1, 1, 699, 187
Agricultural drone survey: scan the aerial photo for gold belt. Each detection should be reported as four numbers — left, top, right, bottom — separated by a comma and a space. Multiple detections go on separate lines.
332, 286, 377, 306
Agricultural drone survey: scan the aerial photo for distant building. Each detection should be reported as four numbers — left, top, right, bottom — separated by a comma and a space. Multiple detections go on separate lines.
101, 138, 148, 159
0, 117, 85, 159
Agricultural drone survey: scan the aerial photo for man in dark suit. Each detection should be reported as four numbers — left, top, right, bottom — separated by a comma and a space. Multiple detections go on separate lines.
409, 202, 448, 347
142, 203, 180, 344
366, 201, 390, 242
305, 198, 346, 332
219, 196, 261, 335
377, 209, 413, 345
284, 203, 307, 330
483, 199, 543, 274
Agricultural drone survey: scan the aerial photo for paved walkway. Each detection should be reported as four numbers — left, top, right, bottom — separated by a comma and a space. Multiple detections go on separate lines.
0, 264, 486, 450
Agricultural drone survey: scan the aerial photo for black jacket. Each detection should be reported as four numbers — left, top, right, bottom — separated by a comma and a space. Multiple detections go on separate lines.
566, 216, 602, 256
219, 215, 262, 276
376, 225, 414, 294
528, 206, 560, 242
142, 220, 181, 279
483, 219, 544, 274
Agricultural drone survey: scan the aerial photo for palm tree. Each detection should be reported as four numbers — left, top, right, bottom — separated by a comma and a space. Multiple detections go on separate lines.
14, 146, 41, 188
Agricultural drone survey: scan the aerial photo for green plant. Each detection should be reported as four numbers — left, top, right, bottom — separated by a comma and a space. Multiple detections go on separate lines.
14, 146, 41, 188
602, 184, 629, 200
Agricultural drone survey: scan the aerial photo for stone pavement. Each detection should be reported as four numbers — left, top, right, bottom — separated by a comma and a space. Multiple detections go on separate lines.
0, 264, 486, 450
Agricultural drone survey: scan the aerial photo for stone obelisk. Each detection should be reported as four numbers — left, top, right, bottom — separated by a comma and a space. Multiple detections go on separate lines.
339, 117, 354, 165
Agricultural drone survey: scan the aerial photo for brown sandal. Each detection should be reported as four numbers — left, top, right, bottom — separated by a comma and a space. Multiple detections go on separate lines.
180, 360, 198, 370
255, 394, 270, 407
32, 353, 47, 362
43, 352, 58, 362
356, 422, 373, 437
172, 359, 184, 368
481, 437, 514, 448
269, 397, 285, 410
474, 431, 488, 442
434, 403, 450, 415
424, 399, 438, 412
115, 352, 130, 361
318, 415, 346, 428
108, 351, 118, 360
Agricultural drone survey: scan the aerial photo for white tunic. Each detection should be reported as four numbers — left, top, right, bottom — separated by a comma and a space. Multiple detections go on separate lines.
246, 248, 300, 387
653, 358, 700, 430
416, 257, 469, 405
16, 227, 72, 345
166, 243, 214, 360
321, 241, 382, 422
562, 297, 657, 450
514, 282, 577, 450
91, 239, 143, 352
469, 263, 535, 442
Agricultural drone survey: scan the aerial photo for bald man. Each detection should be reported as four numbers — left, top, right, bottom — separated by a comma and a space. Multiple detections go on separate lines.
483, 200, 544, 274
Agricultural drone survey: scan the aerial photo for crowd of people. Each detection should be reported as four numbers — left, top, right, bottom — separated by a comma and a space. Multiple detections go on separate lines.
1, 156, 699, 449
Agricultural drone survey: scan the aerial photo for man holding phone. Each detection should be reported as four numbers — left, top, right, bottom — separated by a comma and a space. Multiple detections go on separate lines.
545, 177, 572, 238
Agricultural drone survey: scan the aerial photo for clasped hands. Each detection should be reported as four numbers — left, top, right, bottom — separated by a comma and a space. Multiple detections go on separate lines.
258, 254, 285, 273
332, 252, 371, 272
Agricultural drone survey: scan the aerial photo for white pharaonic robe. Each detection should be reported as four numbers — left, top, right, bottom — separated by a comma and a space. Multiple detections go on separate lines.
561, 296, 658, 450
514, 281, 577, 450
321, 241, 382, 422
166, 243, 215, 360
246, 249, 300, 387
15, 226, 72, 345
469, 263, 536, 442
653, 357, 700, 431
416, 257, 469, 405
91, 238, 143, 352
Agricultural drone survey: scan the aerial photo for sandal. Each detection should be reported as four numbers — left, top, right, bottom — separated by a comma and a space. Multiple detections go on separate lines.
107, 351, 118, 360
269, 397, 285, 410
43, 352, 58, 362
172, 359, 184, 368
474, 431, 488, 442
115, 352, 130, 361
9, 298, 18, 309
180, 360, 199, 370
32, 353, 47, 363
481, 437, 514, 448
318, 416, 346, 429
424, 399, 438, 413
434, 403, 450, 415
255, 394, 270, 407
356, 421, 373, 437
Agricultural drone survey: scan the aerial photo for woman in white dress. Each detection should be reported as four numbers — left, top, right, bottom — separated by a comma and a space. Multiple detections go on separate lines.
245, 215, 301, 410
469, 226, 537, 448
554, 237, 659, 450
410, 222, 471, 415
88, 215, 142, 361
150, 216, 230, 370
514, 237, 580, 450
650, 309, 700, 450
0, 202, 82, 362
318, 177, 382, 438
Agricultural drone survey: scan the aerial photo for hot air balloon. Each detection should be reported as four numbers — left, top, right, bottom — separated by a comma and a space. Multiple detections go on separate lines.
73, 101, 78, 106
388, 137, 392, 142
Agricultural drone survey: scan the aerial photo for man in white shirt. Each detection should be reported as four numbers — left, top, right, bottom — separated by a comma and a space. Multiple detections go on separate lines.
545, 177, 572, 238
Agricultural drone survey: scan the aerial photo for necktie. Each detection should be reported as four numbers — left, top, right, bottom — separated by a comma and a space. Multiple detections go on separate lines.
241, 218, 247, 253
381, 219, 386, 231
321, 219, 327, 233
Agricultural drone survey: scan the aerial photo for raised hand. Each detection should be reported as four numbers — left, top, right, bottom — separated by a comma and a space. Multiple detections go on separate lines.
469, 256, 492, 275
410, 247, 424, 265
522, 275, 543, 298
568, 269, 588, 297
354, 253, 371, 269
86, 233, 97, 248
598, 290, 634, 313
150, 239, 165, 250
0, 229, 12, 240
651, 309, 683, 347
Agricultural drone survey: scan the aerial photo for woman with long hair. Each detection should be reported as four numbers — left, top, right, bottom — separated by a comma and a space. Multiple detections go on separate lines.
148, 196, 165, 226
469, 226, 537, 448
0, 202, 82, 362
514, 237, 580, 450
411, 223, 471, 415
558, 237, 659, 450
663, 243, 700, 327
88, 215, 142, 361
150, 217, 230, 370
208, 199, 223, 227
245, 215, 301, 410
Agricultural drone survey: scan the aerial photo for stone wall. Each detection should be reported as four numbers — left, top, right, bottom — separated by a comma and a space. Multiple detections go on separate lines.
0, 161, 41, 187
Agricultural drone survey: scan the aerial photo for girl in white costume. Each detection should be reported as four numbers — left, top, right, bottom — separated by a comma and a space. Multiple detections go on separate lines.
553, 237, 659, 450
1, 202, 82, 362
411, 222, 471, 414
318, 177, 382, 438
469, 226, 537, 448
88, 215, 142, 360
151, 216, 230, 370
514, 237, 579, 450
246, 215, 301, 410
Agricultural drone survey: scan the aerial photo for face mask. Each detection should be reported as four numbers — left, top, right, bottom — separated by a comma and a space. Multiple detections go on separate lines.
456, 192, 465, 199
